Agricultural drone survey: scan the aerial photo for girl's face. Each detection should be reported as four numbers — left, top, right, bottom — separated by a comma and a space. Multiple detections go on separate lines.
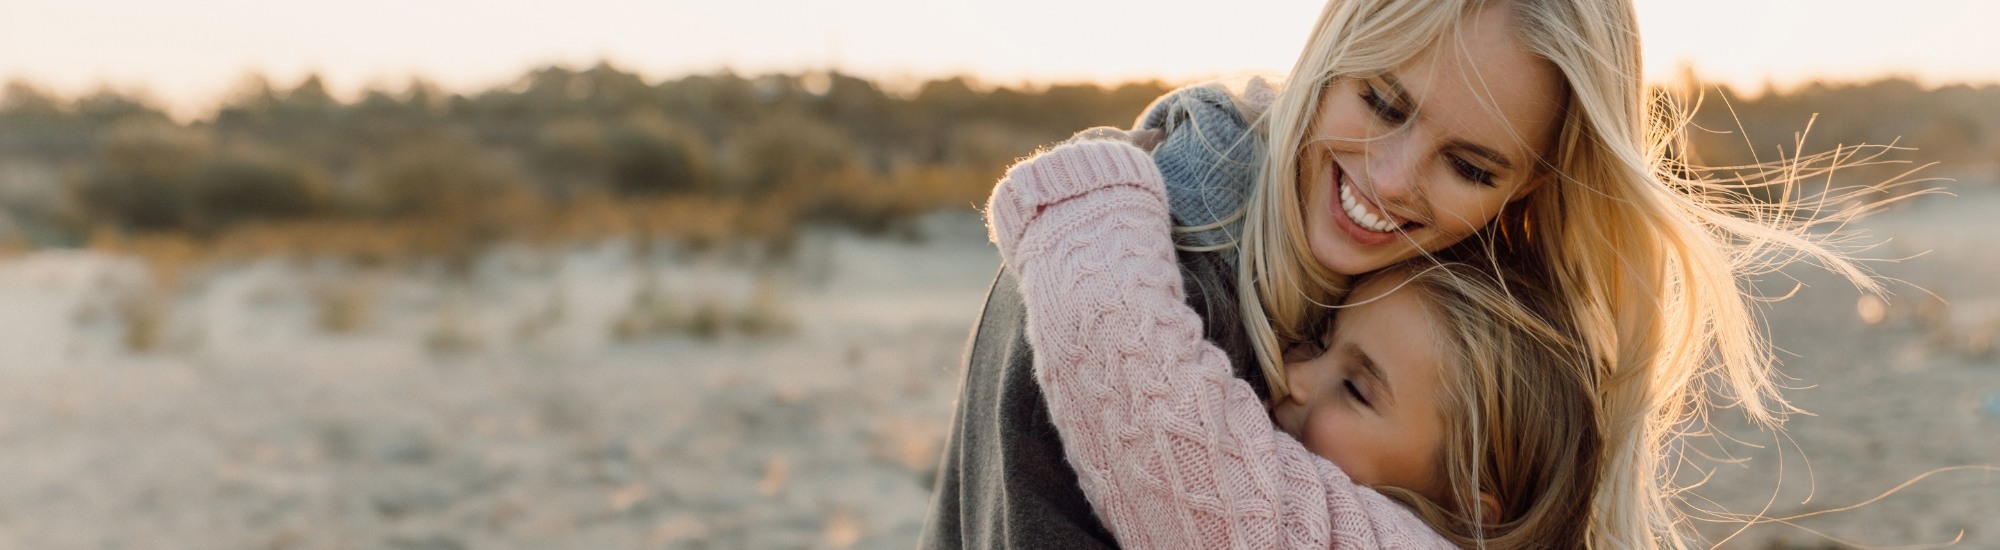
1297, 5, 1565, 276
1273, 274, 1451, 502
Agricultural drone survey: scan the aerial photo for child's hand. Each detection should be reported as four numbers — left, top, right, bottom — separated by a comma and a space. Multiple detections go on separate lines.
983, 135, 1169, 269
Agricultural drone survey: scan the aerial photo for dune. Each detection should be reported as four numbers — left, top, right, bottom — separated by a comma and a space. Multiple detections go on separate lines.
0, 187, 1994, 548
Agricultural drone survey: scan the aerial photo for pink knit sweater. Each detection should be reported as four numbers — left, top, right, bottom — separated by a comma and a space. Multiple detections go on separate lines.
984, 138, 1454, 549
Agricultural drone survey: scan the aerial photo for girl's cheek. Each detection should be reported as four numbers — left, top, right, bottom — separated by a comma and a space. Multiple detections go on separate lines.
1273, 401, 1306, 439
1302, 407, 1354, 465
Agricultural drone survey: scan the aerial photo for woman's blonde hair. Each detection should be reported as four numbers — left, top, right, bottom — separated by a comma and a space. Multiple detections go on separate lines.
1366, 261, 1603, 549
1228, 0, 1905, 546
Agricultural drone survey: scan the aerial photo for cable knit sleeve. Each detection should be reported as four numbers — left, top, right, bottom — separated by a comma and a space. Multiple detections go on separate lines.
984, 138, 1454, 549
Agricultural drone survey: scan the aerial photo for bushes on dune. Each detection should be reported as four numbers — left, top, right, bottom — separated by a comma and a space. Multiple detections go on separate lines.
7, 65, 1988, 266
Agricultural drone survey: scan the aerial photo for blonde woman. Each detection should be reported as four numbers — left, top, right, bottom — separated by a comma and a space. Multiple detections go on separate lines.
923, 0, 1881, 547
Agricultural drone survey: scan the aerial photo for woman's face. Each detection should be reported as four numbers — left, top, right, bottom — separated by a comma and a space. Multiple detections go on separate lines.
1273, 273, 1450, 501
1297, 6, 1565, 276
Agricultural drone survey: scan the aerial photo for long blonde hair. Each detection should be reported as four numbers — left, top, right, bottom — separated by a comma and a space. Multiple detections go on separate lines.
1368, 261, 1604, 549
1231, 0, 1903, 546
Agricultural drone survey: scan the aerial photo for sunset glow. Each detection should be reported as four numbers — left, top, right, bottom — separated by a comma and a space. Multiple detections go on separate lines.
2, 0, 1996, 113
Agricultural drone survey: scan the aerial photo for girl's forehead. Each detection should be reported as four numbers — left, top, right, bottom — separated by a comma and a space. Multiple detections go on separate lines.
1339, 272, 1448, 351
1345, 269, 1422, 305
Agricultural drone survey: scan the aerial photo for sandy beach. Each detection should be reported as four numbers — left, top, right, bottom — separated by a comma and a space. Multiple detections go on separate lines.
0, 185, 1995, 549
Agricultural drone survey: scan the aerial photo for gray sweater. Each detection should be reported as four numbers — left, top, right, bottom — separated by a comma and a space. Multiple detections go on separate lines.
919, 82, 1268, 549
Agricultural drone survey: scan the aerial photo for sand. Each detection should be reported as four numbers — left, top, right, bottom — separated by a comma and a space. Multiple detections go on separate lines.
0, 188, 1994, 549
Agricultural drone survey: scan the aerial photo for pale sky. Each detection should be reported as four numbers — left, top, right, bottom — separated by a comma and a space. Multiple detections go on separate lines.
2, 0, 1996, 116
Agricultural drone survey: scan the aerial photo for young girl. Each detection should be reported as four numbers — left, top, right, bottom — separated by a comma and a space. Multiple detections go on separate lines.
985, 135, 1602, 547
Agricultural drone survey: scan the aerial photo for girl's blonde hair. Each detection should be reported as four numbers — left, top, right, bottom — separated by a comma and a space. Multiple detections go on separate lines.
1229, 0, 1904, 546
1367, 261, 1603, 549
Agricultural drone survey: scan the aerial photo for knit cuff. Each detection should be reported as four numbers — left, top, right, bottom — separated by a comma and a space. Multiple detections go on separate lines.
1019, 138, 1166, 209
985, 139, 1165, 260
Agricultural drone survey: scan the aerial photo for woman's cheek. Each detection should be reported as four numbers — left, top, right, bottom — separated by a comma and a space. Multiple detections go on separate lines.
1430, 186, 1508, 238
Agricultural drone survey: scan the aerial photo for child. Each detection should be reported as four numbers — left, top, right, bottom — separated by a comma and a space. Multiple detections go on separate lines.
986, 137, 1602, 548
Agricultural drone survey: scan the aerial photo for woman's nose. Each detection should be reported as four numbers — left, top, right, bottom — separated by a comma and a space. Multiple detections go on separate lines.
1364, 137, 1423, 206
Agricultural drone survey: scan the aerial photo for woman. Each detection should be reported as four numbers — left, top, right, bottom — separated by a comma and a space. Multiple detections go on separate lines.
923, 0, 1882, 547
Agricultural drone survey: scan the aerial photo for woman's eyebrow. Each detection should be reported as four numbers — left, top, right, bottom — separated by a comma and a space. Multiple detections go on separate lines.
1378, 73, 1415, 110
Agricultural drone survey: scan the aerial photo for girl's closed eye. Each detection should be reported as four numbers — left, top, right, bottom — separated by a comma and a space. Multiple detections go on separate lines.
1342, 379, 1371, 407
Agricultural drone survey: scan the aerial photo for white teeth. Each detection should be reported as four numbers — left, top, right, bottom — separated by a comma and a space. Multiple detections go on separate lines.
1338, 173, 1403, 233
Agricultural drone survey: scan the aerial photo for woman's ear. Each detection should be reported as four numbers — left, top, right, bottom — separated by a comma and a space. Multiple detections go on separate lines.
1477, 492, 1504, 528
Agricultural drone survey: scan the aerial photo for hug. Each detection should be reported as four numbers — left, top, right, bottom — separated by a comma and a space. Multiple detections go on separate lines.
924, 0, 1884, 548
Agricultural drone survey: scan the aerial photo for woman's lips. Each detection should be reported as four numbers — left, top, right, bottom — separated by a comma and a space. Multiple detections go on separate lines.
1328, 162, 1399, 247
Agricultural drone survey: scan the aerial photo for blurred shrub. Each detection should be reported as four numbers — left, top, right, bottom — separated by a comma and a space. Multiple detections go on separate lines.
69, 121, 333, 235
606, 110, 714, 196
364, 138, 527, 217
728, 112, 857, 197
195, 148, 331, 228
19, 65, 1990, 265
31, 68, 1161, 252
531, 117, 610, 193
69, 120, 211, 232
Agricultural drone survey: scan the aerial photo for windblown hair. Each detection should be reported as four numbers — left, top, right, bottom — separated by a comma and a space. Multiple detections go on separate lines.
1223, 0, 1907, 546
1364, 261, 1603, 549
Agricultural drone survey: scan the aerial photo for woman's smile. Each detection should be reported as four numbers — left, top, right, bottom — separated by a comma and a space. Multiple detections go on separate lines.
1328, 161, 1419, 247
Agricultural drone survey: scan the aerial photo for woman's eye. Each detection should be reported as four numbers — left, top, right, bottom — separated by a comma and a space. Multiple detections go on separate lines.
1450, 155, 1498, 187
1343, 380, 1371, 407
1359, 87, 1408, 125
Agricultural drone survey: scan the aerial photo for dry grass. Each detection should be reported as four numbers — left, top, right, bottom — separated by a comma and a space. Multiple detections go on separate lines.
512, 290, 567, 343
734, 274, 794, 337
86, 231, 196, 353
425, 296, 485, 357
88, 229, 200, 288
610, 271, 681, 342
147, 192, 797, 268
68, 183, 882, 352
0, 234, 28, 261
312, 277, 378, 334
116, 288, 170, 353
610, 268, 795, 342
